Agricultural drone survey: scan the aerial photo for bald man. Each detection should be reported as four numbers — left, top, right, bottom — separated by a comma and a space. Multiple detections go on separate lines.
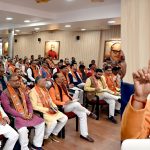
104, 43, 126, 79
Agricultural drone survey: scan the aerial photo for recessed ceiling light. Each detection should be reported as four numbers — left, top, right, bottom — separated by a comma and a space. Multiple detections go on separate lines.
108, 20, 116, 24
24, 20, 31, 23
81, 28, 86, 31
65, 25, 71, 28
66, 0, 74, 2
15, 30, 20, 32
34, 27, 40, 30
6, 17, 13, 21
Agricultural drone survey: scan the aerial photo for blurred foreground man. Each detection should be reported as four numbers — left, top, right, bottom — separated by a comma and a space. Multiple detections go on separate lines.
121, 60, 150, 150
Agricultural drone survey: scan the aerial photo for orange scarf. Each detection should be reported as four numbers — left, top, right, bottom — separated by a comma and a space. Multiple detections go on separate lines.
53, 82, 72, 101
7, 84, 28, 116
31, 65, 39, 78
77, 70, 82, 79
105, 74, 116, 93
0, 111, 2, 121
9, 64, 15, 73
35, 85, 57, 114
70, 69, 78, 80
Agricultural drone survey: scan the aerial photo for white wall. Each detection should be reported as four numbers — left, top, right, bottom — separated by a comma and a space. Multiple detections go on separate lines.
14, 31, 100, 66
121, 0, 150, 83
14, 26, 121, 67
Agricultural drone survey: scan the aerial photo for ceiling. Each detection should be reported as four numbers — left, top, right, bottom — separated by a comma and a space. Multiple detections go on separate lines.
0, 0, 121, 36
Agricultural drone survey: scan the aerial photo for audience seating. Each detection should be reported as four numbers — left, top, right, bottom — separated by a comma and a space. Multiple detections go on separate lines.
84, 92, 107, 120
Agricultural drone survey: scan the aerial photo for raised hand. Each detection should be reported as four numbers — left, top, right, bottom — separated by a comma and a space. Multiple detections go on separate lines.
133, 60, 150, 103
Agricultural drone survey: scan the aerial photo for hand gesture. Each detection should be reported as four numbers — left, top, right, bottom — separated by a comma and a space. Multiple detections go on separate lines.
133, 60, 150, 103
27, 113, 33, 120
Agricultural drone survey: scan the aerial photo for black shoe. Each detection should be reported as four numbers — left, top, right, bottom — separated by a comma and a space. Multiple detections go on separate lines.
31, 144, 43, 150
80, 135, 94, 142
50, 134, 60, 143
115, 110, 120, 115
89, 113, 97, 120
108, 116, 117, 124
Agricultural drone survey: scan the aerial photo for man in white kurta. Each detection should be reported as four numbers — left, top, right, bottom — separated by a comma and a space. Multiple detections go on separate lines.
29, 76, 68, 142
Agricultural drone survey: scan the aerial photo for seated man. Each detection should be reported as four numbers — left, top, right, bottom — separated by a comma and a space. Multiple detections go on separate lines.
104, 66, 121, 97
49, 72, 96, 142
68, 62, 85, 89
84, 68, 120, 124
0, 67, 7, 91
26, 60, 41, 87
0, 103, 19, 150
60, 65, 83, 104
29, 76, 68, 142
121, 60, 150, 141
1, 74, 45, 150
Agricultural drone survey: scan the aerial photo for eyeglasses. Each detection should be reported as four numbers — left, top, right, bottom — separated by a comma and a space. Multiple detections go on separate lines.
111, 50, 121, 54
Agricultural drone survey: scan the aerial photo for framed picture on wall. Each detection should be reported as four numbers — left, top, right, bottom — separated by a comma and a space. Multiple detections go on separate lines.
103, 40, 121, 61
45, 41, 60, 60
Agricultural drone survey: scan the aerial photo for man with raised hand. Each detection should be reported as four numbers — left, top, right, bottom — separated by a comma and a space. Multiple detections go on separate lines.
121, 60, 150, 149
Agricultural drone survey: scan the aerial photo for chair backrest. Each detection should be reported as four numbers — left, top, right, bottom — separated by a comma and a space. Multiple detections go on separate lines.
121, 81, 134, 116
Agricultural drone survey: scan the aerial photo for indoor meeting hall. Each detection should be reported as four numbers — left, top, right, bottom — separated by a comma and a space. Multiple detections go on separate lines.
0, 0, 150, 150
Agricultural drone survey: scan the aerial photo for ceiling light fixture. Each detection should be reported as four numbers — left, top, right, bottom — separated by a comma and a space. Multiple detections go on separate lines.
108, 20, 116, 24
24, 20, 31, 23
66, 0, 74, 2
6, 17, 13, 21
81, 28, 86, 31
65, 25, 71, 28
34, 27, 40, 30
15, 30, 20, 32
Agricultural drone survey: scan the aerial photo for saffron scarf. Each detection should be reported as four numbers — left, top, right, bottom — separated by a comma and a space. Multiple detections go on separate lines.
35, 85, 57, 114
53, 82, 72, 101
0, 111, 2, 121
70, 69, 78, 80
7, 84, 28, 116
9, 64, 15, 73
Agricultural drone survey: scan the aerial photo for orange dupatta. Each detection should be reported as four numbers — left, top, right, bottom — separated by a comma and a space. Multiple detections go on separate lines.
0, 111, 2, 121
35, 85, 57, 114
9, 64, 15, 73
70, 69, 78, 80
7, 84, 28, 116
53, 82, 72, 101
